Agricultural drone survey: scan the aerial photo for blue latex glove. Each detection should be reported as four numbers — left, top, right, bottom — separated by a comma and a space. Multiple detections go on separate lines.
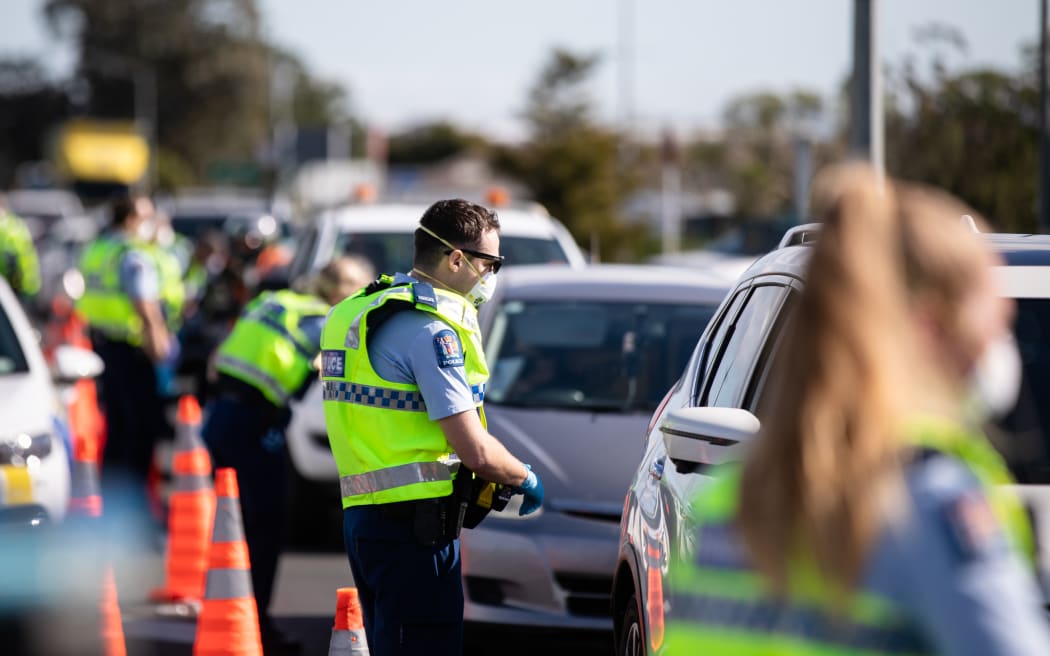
518, 465, 544, 516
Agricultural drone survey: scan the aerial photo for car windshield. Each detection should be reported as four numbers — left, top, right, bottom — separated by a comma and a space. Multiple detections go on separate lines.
171, 215, 229, 240
991, 298, 1050, 484
333, 232, 570, 274
0, 304, 29, 375
484, 299, 717, 412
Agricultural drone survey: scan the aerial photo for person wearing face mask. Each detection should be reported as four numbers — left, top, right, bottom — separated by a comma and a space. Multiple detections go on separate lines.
201, 256, 372, 653
661, 164, 1049, 656
319, 199, 544, 656
76, 191, 173, 535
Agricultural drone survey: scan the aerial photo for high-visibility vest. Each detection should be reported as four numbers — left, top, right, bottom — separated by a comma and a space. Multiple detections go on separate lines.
663, 418, 1033, 655
320, 276, 489, 509
214, 289, 330, 406
144, 243, 186, 331
0, 210, 40, 296
76, 235, 145, 344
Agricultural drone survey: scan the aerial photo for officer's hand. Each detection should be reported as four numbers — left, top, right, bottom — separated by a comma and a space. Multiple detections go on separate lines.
518, 466, 544, 516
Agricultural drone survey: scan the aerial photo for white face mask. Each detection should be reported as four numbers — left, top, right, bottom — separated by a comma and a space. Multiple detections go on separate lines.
466, 270, 498, 307
969, 333, 1023, 420
137, 220, 155, 242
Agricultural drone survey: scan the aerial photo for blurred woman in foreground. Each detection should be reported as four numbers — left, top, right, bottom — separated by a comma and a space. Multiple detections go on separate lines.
664, 164, 1050, 655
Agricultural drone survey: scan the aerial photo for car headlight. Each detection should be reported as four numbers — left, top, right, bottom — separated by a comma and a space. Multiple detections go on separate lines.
0, 433, 53, 466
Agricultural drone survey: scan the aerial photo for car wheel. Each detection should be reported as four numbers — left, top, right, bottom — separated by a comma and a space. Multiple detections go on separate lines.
617, 591, 645, 656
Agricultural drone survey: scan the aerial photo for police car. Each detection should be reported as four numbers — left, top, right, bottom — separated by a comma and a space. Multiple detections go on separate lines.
284, 200, 588, 545
614, 226, 1050, 656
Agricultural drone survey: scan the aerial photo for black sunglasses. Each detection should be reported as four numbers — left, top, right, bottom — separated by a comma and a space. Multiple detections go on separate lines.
445, 248, 504, 274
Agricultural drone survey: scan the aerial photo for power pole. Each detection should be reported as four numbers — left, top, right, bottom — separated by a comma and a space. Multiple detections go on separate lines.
849, 0, 883, 175
1040, 0, 1050, 232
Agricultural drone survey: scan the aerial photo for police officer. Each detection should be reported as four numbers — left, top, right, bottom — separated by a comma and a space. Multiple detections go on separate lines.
76, 192, 172, 531
202, 256, 373, 653
320, 199, 545, 656
662, 165, 1050, 655
0, 193, 41, 299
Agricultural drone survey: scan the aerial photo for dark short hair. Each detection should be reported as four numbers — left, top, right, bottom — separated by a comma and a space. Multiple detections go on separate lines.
110, 191, 149, 227
413, 199, 500, 269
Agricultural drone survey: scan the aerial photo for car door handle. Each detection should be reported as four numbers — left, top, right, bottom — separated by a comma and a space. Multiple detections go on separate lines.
649, 458, 665, 480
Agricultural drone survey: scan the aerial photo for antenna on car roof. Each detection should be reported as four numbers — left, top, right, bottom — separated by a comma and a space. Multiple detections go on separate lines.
960, 214, 980, 233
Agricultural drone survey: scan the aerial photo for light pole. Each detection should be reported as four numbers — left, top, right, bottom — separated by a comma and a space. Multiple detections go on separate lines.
1039, 0, 1050, 232
849, 0, 883, 175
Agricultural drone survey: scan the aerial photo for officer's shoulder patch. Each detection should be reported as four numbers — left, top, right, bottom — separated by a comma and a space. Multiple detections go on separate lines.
321, 349, 346, 378
413, 282, 438, 309
941, 489, 1007, 561
432, 329, 464, 368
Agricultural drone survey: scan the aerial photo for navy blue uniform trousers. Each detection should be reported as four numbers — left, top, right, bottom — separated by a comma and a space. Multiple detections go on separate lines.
202, 394, 287, 630
343, 505, 463, 656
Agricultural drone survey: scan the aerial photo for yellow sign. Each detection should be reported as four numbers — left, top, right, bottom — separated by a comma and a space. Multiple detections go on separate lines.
56, 119, 149, 184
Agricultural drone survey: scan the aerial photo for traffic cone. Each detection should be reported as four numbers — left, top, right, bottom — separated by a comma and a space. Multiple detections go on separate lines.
69, 437, 103, 518
101, 566, 127, 656
67, 429, 126, 656
328, 587, 370, 655
193, 467, 263, 656
151, 395, 216, 604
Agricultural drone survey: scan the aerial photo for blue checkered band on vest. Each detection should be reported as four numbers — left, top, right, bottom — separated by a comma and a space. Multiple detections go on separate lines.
323, 381, 428, 411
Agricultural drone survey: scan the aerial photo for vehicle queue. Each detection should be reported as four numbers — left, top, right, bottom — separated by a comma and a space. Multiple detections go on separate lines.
0, 175, 1047, 656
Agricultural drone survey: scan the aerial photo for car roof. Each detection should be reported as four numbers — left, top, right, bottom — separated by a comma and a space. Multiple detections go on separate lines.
322, 203, 567, 239
985, 233, 1050, 265
495, 264, 731, 304
737, 244, 812, 282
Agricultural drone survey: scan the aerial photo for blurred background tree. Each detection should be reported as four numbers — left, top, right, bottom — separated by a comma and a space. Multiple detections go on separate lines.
884, 23, 1038, 233
44, 0, 271, 189
0, 59, 69, 187
495, 48, 645, 261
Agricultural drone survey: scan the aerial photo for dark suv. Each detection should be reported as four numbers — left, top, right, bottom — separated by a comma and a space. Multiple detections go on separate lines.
612, 225, 1050, 656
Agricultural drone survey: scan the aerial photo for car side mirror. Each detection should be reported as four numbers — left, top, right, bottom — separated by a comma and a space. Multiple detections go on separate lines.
52, 345, 105, 384
661, 406, 759, 472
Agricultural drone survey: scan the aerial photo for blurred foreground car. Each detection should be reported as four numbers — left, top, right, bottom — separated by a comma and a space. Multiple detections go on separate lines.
0, 277, 103, 526
614, 226, 1050, 656
461, 264, 727, 629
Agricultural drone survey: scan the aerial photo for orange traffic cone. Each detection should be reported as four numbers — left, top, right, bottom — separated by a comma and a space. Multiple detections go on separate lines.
67, 429, 127, 656
69, 437, 103, 518
193, 467, 263, 656
328, 587, 370, 655
101, 566, 127, 656
151, 395, 216, 604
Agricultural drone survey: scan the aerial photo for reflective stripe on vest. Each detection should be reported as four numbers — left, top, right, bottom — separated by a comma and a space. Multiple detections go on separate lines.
339, 459, 460, 498
214, 354, 290, 404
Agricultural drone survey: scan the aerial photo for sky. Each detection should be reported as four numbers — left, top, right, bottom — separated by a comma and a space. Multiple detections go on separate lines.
2, 0, 1037, 141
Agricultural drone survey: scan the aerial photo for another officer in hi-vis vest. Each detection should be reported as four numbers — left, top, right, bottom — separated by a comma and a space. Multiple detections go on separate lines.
320, 199, 544, 656
202, 256, 372, 654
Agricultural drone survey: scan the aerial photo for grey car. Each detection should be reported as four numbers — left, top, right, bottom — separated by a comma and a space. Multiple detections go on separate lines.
462, 264, 729, 630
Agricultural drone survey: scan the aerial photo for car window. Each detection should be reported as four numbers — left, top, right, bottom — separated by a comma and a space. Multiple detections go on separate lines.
745, 289, 798, 412
991, 298, 1050, 483
485, 299, 719, 413
0, 304, 29, 375
703, 285, 785, 408
697, 288, 748, 395
332, 232, 571, 275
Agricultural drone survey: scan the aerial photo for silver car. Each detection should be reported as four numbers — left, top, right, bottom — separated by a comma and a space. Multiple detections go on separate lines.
462, 264, 728, 630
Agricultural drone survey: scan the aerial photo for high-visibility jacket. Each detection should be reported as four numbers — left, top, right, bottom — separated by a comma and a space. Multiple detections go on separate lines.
144, 243, 186, 332
76, 234, 146, 344
320, 276, 489, 509
663, 417, 1033, 655
0, 210, 40, 297
214, 289, 330, 406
